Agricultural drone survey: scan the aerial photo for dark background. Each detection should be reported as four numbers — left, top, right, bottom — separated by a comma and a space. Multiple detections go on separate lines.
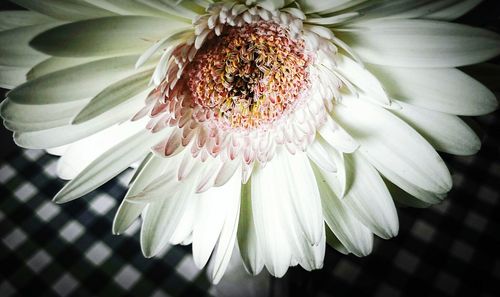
1, 1, 500, 297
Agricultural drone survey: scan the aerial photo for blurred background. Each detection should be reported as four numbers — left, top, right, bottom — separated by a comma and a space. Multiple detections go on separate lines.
1, 1, 500, 297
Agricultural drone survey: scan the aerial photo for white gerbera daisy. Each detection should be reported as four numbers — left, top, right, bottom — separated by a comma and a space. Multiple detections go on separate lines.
1, 0, 499, 284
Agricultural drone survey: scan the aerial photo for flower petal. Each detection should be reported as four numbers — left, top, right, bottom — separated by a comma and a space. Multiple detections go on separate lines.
281, 151, 324, 246
208, 172, 242, 284
140, 177, 194, 257
299, 0, 368, 14
12, 97, 144, 148
391, 100, 481, 156
312, 163, 373, 257
342, 153, 399, 239
332, 96, 452, 194
339, 19, 500, 67
30, 16, 191, 57
0, 24, 56, 68
237, 181, 264, 275
72, 71, 153, 124
56, 119, 148, 180
9, 55, 148, 104
10, 0, 114, 20
113, 154, 162, 235
0, 10, 53, 31
367, 65, 498, 115
52, 127, 172, 203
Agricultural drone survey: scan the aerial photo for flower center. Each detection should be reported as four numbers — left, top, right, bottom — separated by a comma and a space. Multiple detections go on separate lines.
185, 21, 313, 130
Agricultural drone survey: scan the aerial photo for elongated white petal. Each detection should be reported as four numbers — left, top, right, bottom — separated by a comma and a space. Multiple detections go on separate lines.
0, 24, 56, 68
281, 152, 323, 246
342, 153, 399, 239
340, 19, 500, 67
332, 96, 452, 194
237, 181, 264, 275
250, 156, 294, 277
27, 56, 100, 80
325, 227, 348, 255
73, 70, 153, 124
140, 178, 194, 257
0, 66, 28, 89
85, 0, 181, 18
31, 16, 191, 57
0, 11, 53, 31
0, 98, 88, 132
113, 154, 164, 235
10, 0, 114, 20
368, 65, 498, 115
299, 0, 368, 14
387, 181, 435, 208
209, 173, 242, 284
9, 55, 146, 104
53, 127, 172, 203
425, 0, 482, 20
306, 139, 337, 173
56, 119, 148, 180
336, 55, 390, 106
318, 115, 359, 153
391, 100, 481, 156
193, 184, 233, 269
13, 97, 144, 148
312, 163, 373, 257
357, 0, 479, 21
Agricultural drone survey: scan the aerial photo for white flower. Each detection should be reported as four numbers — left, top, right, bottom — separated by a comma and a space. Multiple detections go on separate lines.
1, 0, 499, 284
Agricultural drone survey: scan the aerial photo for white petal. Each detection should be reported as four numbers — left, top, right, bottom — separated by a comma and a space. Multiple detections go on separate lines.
85, 0, 178, 18
306, 139, 337, 173
342, 153, 399, 239
425, 0, 482, 20
9, 55, 149, 104
12, 97, 144, 149
332, 96, 452, 194
209, 173, 242, 284
312, 163, 373, 257
72, 72, 153, 124
336, 55, 390, 106
250, 155, 294, 277
52, 127, 173, 203
391, 100, 481, 156
368, 65, 498, 115
192, 181, 234, 269
0, 11, 53, 31
27, 56, 102, 80
56, 119, 148, 180
31, 16, 191, 57
140, 177, 194, 257
357, 0, 480, 21
113, 154, 165, 235
0, 66, 28, 89
237, 181, 264, 275
299, 0, 368, 14
0, 24, 55, 68
10, 0, 114, 20
281, 152, 324, 246
318, 115, 359, 154
340, 19, 500, 67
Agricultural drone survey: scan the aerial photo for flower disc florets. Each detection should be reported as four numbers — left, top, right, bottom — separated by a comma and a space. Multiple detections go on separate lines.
186, 21, 313, 130
136, 2, 340, 167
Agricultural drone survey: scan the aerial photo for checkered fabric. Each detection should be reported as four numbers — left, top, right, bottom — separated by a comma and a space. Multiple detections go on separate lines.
0, 150, 214, 297
1, 2, 500, 296
1, 111, 499, 297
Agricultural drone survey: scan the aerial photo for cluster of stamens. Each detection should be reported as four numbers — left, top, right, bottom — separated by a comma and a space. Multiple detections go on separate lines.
185, 21, 312, 129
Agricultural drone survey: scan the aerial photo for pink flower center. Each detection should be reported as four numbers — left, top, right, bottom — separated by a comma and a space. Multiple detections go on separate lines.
185, 21, 312, 129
